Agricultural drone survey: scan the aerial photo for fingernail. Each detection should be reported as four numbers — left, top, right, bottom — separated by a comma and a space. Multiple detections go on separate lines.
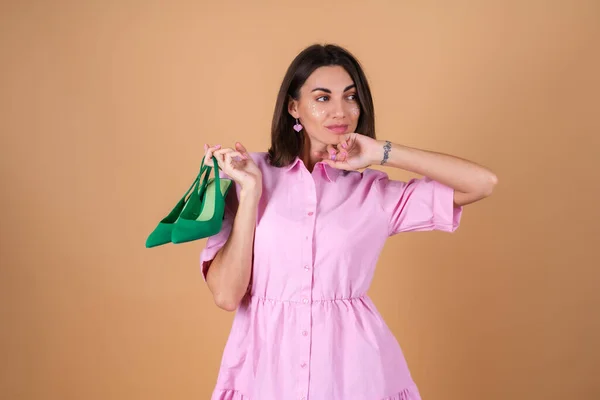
341, 143, 347, 149
331, 154, 336, 161
215, 144, 221, 149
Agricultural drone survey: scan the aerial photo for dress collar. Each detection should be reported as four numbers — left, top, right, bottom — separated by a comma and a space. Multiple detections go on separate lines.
284, 157, 340, 183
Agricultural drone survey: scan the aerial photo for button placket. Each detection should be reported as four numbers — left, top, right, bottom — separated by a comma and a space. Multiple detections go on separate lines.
298, 290, 312, 398
298, 175, 316, 399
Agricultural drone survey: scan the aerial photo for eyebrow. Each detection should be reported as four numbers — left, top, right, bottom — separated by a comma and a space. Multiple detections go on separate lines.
311, 84, 356, 94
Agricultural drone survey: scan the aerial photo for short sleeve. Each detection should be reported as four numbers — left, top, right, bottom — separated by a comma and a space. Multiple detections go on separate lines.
199, 172, 238, 281
376, 174, 463, 236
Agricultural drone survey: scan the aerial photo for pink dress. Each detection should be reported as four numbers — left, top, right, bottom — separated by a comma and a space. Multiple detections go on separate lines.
200, 152, 463, 400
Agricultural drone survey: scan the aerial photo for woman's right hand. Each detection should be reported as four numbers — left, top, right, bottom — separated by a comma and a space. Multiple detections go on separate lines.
204, 142, 262, 197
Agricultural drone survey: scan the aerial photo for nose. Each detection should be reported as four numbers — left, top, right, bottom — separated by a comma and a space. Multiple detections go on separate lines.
332, 99, 345, 119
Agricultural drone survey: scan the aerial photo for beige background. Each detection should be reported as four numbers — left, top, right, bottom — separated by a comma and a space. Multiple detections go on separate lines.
1, 1, 599, 399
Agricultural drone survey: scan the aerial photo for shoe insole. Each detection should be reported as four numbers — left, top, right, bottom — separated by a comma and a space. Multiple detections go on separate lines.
196, 178, 233, 221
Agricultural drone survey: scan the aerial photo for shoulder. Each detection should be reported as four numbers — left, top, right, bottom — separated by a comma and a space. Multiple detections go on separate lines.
247, 151, 273, 170
246, 152, 284, 178
247, 151, 269, 164
346, 168, 419, 196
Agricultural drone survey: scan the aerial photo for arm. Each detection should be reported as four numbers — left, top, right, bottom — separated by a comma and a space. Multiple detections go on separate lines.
202, 142, 262, 311
205, 187, 260, 311
371, 141, 498, 207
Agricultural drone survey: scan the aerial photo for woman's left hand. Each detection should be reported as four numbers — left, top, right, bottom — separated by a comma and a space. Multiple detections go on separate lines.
314, 133, 383, 171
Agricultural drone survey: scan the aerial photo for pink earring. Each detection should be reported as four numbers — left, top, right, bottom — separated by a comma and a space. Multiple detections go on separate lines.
293, 118, 303, 132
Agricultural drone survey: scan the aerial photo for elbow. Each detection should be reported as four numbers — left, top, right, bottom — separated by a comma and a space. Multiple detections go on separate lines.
204, 257, 251, 312
214, 297, 239, 312
216, 301, 238, 312
482, 172, 498, 197
213, 293, 242, 312
456, 172, 498, 206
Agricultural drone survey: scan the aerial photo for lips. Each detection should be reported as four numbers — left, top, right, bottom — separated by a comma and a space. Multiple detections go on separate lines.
325, 124, 348, 134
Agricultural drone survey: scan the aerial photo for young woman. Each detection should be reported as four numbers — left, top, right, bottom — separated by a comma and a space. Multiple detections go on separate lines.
200, 44, 497, 400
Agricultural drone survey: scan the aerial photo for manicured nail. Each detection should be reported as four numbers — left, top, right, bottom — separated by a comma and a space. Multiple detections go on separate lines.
341, 142, 347, 149
331, 153, 336, 161
215, 144, 221, 149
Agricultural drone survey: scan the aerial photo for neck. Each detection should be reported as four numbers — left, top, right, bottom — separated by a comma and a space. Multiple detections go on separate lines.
301, 134, 326, 172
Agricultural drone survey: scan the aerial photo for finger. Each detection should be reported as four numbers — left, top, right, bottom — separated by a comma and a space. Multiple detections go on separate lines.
235, 142, 250, 158
205, 144, 221, 158
213, 148, 236, 162
223, 151, 246, 164
337, 149, 348, 162
212, 148, 236, 168
342, 133, 357, 150
205, 146, 228, 169
325, 144, 338, 160
313, 150, 330, 160
213, 148, 234, 157
338, 136, 349, 150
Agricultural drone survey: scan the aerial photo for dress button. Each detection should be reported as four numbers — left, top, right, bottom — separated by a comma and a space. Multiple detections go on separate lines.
303, 265, 310, 271
301, 362, 307, 368
307, 211, 314, 216
302, 298, 309, 304
302, 330, 308, 336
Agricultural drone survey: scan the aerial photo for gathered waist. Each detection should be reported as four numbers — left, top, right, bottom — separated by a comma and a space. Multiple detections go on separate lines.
247, 293, 368, 304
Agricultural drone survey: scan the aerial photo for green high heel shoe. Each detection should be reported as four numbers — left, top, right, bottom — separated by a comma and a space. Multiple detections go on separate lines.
145, 157, 231, 247
171, 157, 232, 244
145, 171, 203, 248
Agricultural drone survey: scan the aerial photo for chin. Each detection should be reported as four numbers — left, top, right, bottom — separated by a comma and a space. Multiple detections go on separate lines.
324, 130, 346, 141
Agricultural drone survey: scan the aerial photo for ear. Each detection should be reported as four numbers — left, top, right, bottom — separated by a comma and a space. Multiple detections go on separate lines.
287, 95, 300, 119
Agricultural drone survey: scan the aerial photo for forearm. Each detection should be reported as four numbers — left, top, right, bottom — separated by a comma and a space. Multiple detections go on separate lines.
206, 188, 259, 311
372, 140, 498, 199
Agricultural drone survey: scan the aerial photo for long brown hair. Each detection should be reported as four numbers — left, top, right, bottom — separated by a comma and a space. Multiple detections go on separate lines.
268, 44, 376, 167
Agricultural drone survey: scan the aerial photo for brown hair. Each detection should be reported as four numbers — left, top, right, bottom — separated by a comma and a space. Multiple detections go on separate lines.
268, 44, 376, 167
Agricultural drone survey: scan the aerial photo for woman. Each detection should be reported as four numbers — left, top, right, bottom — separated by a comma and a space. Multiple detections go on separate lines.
200, 44, 497, 400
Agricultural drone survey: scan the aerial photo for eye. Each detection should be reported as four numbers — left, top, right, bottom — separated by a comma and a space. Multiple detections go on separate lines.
316, 96, 329, 102
347, 93, 358, 101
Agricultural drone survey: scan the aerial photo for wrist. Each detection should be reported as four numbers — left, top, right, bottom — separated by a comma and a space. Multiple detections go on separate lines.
239, 183, 262, 202
370, 140, 390, 165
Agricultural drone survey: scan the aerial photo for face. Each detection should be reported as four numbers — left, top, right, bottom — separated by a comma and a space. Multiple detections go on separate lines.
288, 66, 361, 147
